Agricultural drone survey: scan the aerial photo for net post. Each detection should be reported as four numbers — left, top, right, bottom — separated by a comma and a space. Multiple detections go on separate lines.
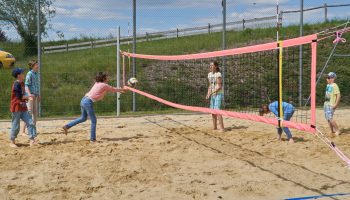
277, 41, 283, 128
116, 26, 121, 117
222, 0, 227, 108
132, 0, 136, 112
310, 40, 317, 128
122, 55, 126, 86
37, 0, 42, 117
299, 0, 304, 107
324, 3, 328, 22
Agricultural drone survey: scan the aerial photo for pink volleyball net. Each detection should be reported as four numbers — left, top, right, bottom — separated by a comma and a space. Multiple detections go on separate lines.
121, 34, 318, 133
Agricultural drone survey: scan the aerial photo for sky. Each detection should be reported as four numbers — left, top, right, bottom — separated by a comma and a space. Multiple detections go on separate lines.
3, 0, 350, 41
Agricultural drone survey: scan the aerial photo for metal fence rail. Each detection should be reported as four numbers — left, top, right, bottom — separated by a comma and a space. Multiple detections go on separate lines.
42, 15, 277, 54
282, 3, 350, 13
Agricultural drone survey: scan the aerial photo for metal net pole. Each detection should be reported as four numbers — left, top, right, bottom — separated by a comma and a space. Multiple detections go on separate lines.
37, 0, 42, 117
117, 26, 121, 116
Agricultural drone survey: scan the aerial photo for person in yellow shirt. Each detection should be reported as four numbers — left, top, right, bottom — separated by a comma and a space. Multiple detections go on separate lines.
324, 72, 341, 135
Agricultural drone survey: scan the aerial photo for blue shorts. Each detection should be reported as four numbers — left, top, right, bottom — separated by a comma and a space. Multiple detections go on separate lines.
324, 104, 334, 120
210, 94, 223, 110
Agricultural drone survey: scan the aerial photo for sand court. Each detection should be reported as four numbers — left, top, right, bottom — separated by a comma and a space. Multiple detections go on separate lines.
0, 109, 350, 199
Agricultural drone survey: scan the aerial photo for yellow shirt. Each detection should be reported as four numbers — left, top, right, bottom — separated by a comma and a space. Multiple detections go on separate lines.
325, 83, 340, 106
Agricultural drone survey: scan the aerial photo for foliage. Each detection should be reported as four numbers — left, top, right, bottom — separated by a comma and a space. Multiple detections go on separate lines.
0, 29, 8, 42
0, 0, 55, 56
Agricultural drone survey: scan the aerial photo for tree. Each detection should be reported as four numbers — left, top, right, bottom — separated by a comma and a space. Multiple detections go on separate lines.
0, 29, 7, 42
0, 0, 55, 55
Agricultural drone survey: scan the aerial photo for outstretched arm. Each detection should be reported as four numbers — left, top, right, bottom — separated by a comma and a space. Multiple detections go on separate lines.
104, 84, 127, 93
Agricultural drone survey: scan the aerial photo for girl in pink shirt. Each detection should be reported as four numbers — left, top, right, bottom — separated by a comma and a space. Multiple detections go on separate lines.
63, 72, 126, 143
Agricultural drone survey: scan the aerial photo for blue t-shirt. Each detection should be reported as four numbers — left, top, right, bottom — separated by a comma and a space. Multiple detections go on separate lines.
269, 101, 294, 116
25, 70, 39, 96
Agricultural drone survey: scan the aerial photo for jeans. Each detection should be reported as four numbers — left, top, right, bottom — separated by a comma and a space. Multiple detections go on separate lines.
27, 96, 39, 125
21, 95, 39, 133
65, 96, 97, 141
10, 111, 36, 140
277, 111, 294, 139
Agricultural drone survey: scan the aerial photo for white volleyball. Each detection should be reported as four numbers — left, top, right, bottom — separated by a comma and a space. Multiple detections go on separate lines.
127, 77, 138, 87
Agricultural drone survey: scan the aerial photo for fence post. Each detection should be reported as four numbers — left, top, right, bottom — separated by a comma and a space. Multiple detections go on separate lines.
66, 43, 68, 52
146, 32, 148, 41
91, 40, 94, 49
222, 0, 226, 108
299, 0, 304, 107
324, 3, 328, 22
132, 0, 136, 112
37, 0, 42, 117
208, 23, 211, 34
279, 12, 283, 28
242, 19, 245, 30
176, 28, 179, 38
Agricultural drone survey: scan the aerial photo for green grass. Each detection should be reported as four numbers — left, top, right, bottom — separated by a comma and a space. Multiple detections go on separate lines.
0, 19, 350, 119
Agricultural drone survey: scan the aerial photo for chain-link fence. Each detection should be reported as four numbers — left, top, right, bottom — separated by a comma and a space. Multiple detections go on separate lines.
0, 1, 349, 119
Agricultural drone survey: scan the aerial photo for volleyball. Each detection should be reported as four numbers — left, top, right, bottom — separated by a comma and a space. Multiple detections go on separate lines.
127, 77, 138, 87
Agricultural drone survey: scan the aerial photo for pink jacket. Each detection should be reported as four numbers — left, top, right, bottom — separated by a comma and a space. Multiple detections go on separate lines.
85, 82, 118, 102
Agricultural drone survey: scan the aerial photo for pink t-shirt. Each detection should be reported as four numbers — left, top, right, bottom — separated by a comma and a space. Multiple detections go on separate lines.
85, 82, 118, 102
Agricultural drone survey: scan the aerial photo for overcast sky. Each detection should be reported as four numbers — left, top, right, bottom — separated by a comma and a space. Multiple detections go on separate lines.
4, 0, 350, 41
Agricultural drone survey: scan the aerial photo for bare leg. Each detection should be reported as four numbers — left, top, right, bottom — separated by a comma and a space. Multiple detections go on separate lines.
217, 115, 224, 132
24, 97, 34, 135
330, 119, 340, 135
277, 128, 282, 141
212, 114, 217, 130
328, 121, 335, 133
32, 96, 38, 126
20, 122, 27, 135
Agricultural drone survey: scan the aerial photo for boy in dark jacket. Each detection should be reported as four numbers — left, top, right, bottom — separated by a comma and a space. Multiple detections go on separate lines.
10, 68, 37, 147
